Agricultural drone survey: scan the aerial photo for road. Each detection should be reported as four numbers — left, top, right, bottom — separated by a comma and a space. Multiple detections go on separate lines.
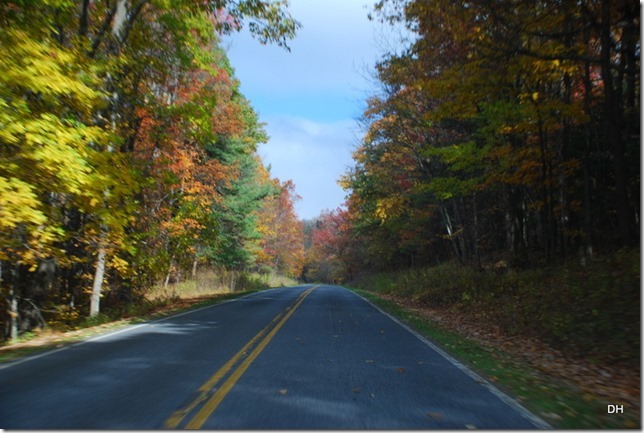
0, 285, 548, 429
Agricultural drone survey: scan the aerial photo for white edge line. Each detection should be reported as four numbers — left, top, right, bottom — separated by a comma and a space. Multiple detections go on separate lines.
346, 286, 552, 430
0, 286, 305, 371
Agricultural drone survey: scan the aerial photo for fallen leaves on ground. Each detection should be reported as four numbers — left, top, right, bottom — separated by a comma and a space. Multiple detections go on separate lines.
378, 293, 641, 414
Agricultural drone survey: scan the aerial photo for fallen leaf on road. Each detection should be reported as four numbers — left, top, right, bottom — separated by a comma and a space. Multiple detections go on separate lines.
427, 412, 443, 420
278, 389, 287, 395
396, 367, 406, 373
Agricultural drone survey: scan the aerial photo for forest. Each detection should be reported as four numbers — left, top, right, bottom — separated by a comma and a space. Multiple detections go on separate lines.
302, 0, 640, 365
0, 0, 305, 340
1, 0, 640, 373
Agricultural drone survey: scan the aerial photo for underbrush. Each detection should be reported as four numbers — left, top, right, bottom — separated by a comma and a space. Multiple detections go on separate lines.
14, 269, 298, 336
146, 268, 297, 300
350, 248, 640, 365
1, 269, 299, 357
102, 269, 298, 323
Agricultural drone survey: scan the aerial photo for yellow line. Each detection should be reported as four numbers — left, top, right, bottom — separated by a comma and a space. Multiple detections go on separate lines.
164, 286, 317, 429
184, 286, 317, 429
164, 314, 281, 429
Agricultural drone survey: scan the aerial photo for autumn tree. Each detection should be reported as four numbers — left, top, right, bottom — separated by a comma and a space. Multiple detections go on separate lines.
0, 0, 300, 338
303, 208, 357, 283
342, 0, 639, 277
255, 175, 305, 278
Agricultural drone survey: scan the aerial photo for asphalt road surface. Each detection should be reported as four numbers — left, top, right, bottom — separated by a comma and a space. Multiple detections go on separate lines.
0, 285, 549, 429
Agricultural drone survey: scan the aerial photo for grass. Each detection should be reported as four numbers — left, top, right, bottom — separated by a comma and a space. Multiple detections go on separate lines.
0, 269, 299, 364
146, 269, 298, 300
350, 249, 640, 365
350, 287, 640, 429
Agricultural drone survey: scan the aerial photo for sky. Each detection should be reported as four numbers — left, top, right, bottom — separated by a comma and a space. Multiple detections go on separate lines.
223, 0, 396, 220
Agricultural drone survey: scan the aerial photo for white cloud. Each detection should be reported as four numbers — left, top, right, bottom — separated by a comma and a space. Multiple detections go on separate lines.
258, 115, 358, 220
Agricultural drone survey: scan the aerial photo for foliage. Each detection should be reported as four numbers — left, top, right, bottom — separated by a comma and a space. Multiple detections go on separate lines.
255, 175, 305, 278
302, 208, 360, 283
351, 249, 640, 364
342, 0, 640, 273
0, 0, 302, 339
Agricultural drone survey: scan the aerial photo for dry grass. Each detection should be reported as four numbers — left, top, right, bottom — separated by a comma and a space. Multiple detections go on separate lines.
1, 268, 300, 362
147, 269, 233, 300
146, 268, 299, 301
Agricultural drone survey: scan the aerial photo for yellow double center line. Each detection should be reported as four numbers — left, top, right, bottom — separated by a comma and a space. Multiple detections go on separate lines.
165, 285, 318, 429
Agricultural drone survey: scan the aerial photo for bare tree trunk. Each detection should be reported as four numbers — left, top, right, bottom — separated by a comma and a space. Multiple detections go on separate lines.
191, 257, 198, 279
600, 0, 632, 245
440, 206, 462, 262
582, 29, 595, 259
9, 286, 18, 341
90, 243, 107, 317
164, 256, 175, 289
472, 192, 481, 269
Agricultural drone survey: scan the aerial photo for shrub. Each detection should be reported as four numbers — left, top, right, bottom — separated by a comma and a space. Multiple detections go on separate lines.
351, 249, 640, 364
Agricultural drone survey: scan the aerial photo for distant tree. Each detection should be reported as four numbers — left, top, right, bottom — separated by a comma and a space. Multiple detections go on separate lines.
256, 177, 305, 278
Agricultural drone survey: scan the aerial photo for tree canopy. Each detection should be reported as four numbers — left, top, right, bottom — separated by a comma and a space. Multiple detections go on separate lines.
337, 0, 639, 274
1, 0, 304, 339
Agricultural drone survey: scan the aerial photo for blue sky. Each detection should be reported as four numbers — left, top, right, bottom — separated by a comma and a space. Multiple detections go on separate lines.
223, 0, 393, 220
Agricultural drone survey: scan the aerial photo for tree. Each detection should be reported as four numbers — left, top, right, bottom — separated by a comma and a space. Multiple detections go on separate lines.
304, 208, 356, 283
256, 177, 305, 278
341, 0, 639, 280
1, 0, 300, 336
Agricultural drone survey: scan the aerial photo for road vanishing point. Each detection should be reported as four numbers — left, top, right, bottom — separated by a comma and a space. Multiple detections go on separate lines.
0, 285, 549, 429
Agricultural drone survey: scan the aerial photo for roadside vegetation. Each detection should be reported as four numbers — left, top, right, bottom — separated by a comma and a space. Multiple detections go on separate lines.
0, 268, 298, 362
347, 248, 640, 429
350, 250, 640, 365
300, 0, 640, 428
0, 0, 304, 341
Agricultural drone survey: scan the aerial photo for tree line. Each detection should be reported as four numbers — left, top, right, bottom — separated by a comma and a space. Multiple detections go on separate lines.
0, 0, 304, 340
307, 0, 639, 282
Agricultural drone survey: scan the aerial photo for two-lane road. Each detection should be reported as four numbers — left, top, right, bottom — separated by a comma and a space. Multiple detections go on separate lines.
0, 285, 548, 429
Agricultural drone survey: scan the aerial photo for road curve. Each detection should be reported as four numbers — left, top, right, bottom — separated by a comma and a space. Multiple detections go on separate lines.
0, 285, 548, 429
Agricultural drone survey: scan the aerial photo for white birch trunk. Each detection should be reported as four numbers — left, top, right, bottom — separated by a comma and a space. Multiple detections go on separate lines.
9, 288, 18, 341
90, 244, 107, 317
191, 257, 198, 279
